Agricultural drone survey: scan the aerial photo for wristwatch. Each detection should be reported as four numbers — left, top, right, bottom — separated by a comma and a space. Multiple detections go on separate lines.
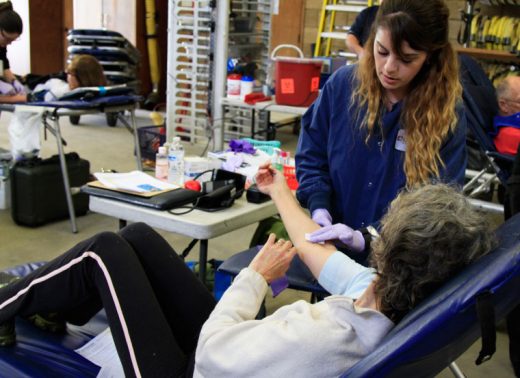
365, 225, 379, 240
359, 225, 379, 253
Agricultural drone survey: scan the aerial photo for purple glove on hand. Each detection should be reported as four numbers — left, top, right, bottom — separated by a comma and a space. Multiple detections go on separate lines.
12, 79, 26, 94
311, 208, 333, 227
306, 223, 366, 252
0, 80, 15, 95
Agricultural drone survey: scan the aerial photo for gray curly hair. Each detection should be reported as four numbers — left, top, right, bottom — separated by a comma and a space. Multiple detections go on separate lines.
370, 184, 496, 323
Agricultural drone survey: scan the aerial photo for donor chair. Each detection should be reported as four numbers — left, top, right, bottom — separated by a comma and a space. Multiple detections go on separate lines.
219, 212, 520, 377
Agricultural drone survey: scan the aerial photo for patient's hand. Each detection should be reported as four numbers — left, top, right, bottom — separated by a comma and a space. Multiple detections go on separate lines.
255, 162, 287, 196
249, 233, 296, 283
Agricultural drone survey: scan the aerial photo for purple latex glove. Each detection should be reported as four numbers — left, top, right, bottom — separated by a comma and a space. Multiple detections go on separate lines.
270, 275, 289, 297
306, 223, 365, 252
227, 139, 256, 154
12, 79, 26, 94
311, 208, 332, 227
0, 80, 16, 96
222, 154, 244, 171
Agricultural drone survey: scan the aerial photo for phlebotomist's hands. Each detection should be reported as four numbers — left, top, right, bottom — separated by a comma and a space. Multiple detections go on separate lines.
306, 223, 365, 252
311, 208, 332, 227
12, 79, 26, 94
249, 233, 296, 283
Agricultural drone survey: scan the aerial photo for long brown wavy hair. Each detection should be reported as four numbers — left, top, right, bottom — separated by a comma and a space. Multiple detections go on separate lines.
352, 0, 462, 187
370, 184, 495, 323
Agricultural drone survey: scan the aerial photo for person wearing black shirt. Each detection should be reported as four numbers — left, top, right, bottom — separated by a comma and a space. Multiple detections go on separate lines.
0, 1, 25, 103
346, 1, 382, 59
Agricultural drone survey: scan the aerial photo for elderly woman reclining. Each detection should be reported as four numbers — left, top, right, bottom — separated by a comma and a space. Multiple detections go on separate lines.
0, 164, 494, 377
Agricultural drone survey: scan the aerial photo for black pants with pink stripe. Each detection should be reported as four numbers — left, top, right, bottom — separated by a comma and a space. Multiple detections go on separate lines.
0, 222, 216, 377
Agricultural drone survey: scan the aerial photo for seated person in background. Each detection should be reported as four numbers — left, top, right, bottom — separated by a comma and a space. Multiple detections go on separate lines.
492, 75, 520, 155
0, 1, 26, 104
7, 55, 107, 160
345, 0, 382, 59
0, 164, 494, 377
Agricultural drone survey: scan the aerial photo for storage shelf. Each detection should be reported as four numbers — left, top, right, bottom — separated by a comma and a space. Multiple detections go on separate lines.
455, 46, 520, 63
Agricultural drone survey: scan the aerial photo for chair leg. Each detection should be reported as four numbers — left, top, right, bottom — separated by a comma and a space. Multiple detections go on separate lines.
256, 300, 266, 319
448, 361, 465, 378
310, 292, 326, 303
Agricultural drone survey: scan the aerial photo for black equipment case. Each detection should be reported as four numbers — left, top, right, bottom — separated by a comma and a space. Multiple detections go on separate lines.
10, 153, 90, 227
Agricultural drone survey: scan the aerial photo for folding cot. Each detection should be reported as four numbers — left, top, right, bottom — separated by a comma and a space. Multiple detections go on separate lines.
0, 93, 142, 233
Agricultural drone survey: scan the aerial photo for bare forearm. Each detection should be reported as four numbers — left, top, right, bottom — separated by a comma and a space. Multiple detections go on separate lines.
346, 34, 364, 56
270, 185, 335, 278
3, 69, 16, 83
0, 93, 26, 103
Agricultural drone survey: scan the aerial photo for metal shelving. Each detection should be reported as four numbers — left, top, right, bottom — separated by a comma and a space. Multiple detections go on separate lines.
222, 0, 273, 141
166, 0, 273, 149
166, 0, 214, 145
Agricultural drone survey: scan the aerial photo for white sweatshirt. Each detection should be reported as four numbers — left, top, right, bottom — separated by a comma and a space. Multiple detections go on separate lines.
194, 267, 393, 378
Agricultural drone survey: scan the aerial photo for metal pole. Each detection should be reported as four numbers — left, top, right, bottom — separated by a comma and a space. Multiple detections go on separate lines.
212, 0, 229, 151
448, 362, 466, 378
199, 239, 208, 284
130, 109, 143, 171
51, 113, 78, 233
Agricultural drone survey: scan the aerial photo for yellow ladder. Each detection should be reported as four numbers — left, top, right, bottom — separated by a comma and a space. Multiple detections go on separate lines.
314, 0, 375, 57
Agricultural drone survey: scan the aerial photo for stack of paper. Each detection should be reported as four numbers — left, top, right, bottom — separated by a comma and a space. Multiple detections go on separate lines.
94, 171, 179, 193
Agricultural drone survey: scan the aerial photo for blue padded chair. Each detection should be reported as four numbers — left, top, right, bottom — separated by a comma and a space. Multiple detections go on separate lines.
219, 245, 328, 297
219, 212, 520, 377
0, 262, 105, 377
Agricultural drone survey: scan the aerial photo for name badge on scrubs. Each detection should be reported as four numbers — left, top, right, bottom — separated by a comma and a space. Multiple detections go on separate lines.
395, 129, 406, 151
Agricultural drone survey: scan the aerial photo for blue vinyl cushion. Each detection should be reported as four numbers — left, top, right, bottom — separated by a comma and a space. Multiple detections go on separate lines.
343, 212, 520, 377
0, 262, 104, 377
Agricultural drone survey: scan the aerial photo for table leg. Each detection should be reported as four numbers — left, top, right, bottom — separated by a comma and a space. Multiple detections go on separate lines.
116, 109, 142, 171
50, 114, 78, 234
251, 108, 256, 138
199, 239, 208, 284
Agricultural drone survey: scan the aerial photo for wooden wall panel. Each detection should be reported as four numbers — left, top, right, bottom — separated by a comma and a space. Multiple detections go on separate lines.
271, 0, 305, 57
29, 0, 65, 74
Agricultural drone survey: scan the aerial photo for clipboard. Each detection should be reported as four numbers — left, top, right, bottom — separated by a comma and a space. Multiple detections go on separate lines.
86, 180, 173, 198
82, 182, 203, 210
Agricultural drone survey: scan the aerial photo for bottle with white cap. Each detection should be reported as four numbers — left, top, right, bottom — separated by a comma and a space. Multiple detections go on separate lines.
155, 146, 168, 182
167, 137, 185, 186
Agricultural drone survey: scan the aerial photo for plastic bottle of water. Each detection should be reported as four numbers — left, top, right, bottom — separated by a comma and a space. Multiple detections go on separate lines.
168, 137, 185, 186
155, 146, 168, 182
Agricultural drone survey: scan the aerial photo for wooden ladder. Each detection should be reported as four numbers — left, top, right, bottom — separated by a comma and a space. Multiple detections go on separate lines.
313, 0, 374, 57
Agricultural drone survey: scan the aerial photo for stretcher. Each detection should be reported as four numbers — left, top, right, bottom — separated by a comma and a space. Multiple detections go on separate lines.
67, 29, 141, 91
0, 94, 143, 233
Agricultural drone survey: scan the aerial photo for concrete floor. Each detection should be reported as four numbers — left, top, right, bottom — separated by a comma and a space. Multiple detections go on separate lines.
0, 110, 515, 377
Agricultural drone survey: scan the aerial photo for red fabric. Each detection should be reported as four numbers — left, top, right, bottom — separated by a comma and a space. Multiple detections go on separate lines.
494, 127, 520, 155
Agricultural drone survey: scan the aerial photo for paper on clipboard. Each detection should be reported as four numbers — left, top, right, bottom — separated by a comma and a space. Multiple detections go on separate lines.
94, 171, 179, 193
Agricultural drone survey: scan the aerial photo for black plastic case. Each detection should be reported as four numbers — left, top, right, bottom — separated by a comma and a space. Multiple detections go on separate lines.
10, 153, 90, 227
